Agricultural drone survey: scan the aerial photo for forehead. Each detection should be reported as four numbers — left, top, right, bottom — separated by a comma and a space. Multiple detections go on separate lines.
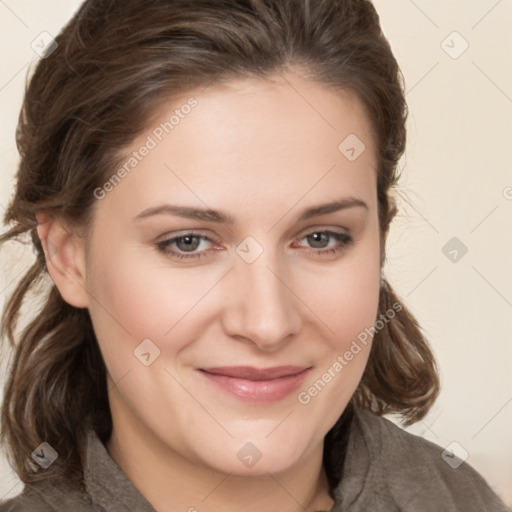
99, 72, 378, 221
160, 73, 376, 163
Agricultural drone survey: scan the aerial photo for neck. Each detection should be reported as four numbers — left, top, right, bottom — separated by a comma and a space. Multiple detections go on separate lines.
106, 417, 335, 512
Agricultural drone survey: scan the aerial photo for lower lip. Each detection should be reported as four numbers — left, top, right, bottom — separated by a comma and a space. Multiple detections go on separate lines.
199, 369, 311, 403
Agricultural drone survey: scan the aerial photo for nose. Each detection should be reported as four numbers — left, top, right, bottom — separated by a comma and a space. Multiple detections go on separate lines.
221, 248, 303, 352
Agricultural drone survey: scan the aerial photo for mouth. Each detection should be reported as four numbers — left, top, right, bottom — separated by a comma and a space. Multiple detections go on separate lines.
197, 366, 312, 403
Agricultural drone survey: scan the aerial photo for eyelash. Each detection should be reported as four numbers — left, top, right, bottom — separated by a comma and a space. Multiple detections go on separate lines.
156, 229, 354, 261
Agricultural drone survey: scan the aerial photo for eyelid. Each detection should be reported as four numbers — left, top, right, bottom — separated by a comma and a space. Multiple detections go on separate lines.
156, 228, 212, 239
294, 224, 351, 239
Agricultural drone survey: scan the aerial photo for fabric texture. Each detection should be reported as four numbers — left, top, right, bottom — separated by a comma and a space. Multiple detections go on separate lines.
0, 405, 508, 511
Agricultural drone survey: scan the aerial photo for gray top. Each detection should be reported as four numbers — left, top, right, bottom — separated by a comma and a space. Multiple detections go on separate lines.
0, 406, 508, 511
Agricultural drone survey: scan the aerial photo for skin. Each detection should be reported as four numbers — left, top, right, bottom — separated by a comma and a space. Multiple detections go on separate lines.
37, 71, 386, 512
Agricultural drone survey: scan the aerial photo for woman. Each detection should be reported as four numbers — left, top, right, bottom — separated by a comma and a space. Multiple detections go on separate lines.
0, 0, 508, 510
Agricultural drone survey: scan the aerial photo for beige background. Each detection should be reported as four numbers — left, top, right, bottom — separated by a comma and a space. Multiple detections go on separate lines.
1, 0, 511, 505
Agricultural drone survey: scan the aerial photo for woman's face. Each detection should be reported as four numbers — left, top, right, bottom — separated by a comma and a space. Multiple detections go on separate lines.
83, 72, 381, 475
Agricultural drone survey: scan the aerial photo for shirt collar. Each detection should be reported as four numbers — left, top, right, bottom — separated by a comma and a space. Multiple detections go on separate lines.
83, 429, 156, 511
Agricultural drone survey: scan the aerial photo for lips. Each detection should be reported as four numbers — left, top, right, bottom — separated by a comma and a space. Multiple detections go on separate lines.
198, 365, 311, 403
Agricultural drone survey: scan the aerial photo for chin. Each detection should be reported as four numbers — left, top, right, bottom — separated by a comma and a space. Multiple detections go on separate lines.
188, 425, 317, 476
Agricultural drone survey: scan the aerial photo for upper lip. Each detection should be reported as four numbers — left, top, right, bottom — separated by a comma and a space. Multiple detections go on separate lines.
199, 366, 311, 381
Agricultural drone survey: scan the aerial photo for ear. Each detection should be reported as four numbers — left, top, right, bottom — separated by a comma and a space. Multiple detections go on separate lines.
36, 211, 90, 308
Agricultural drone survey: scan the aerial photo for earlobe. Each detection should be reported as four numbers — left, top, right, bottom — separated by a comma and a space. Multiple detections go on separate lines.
35, 212, 89, 309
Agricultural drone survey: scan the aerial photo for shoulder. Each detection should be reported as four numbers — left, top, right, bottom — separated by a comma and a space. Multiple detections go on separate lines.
0, 479, 98, 512
347, 406, 509, 511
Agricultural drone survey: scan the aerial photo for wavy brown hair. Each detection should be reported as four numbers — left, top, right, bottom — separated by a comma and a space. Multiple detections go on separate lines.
1, 0, 439, 489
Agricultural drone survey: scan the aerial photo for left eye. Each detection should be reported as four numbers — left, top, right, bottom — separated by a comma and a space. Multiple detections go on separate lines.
292, 230, 354, 257
297, 231, 350, 250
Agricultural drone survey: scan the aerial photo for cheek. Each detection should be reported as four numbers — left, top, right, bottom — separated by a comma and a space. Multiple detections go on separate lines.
296, 255, 380, 421
84, 240, 227, 372
84, 242, 183, 372
305, 244, 381, 349
295, 236, 381, 414
312, 274, 380, 395
332, 264, 380, 346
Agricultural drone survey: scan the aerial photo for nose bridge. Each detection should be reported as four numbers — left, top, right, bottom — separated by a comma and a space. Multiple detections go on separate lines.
225, 243, 301, 348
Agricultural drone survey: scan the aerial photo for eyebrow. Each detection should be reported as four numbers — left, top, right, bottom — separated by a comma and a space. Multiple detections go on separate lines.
134, 197, 368, 224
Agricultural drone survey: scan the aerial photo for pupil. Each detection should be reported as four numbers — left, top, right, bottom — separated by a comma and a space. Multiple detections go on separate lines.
309, 233, 327, 248
178, 236, 199, 252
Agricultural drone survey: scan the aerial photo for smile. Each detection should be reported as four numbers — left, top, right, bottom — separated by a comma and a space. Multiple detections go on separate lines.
197, 366, 312, 403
